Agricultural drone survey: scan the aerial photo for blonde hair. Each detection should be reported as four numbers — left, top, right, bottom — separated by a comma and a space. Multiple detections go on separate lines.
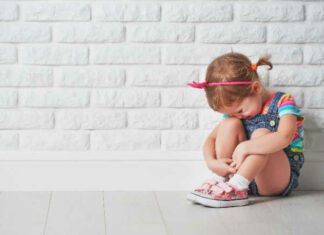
205, 52, 272, 111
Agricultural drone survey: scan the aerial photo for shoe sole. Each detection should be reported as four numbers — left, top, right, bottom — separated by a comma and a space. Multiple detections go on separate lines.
187, 192, 249, 208
187, 192, 200, 203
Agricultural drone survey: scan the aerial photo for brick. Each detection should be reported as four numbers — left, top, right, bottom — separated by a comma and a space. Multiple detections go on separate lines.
21, 45, 88, 65
20, 88, 89, 108
91, 131, 160, 150
197, 24, 266, 43
304, 45, 324, 64
54, 23, 124, 43
231, 45, 303, 64
0, 132, 18, 150
268, 24, 324, 43
0, 23, 50, 42
0, 3, 18, 21
302, 109, 324, 130
127, 67, 198, 87
163, 45, 230, 65
92, 89, 160, 107
304, 88, 324, 108
199, 109, 224, 129
0, 110, 53, 129
162, 88, 209, 108
240, 3, 304, 22
56, 110, 126, 129
20, 131, 89, 150
93, 3, 160, 21
128, 109, 198, 129
56, 67, 125, 87
304, 130, 324, 151
22, 3, 90, 21
257, 68, 270, 86
163, 3, 232, 22
270, 66, 324, 87
91, 45, 160, 64
161, 130, 209, 151
128, 24, 194, 42
0, 66, 52, 87
0, 46, 16, 64
0, 89, 17, 107
307, 4, 324, 22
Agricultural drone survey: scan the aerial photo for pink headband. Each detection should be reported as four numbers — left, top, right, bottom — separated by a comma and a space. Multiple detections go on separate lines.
188, 63, 257, 89
187, 81, 253, 89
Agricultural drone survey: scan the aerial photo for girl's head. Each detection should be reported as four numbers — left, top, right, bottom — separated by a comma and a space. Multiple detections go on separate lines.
204, 52, 273, 119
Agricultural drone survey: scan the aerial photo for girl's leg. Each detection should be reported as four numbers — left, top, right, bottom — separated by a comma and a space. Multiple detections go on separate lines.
215, 118, 247, 176
237, 128, 291, 196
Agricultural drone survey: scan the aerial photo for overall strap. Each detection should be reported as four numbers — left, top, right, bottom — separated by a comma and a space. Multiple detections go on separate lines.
267, 91, 285, 114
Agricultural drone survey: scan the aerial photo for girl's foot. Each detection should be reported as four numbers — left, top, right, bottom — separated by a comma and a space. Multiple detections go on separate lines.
193, 181, 249, 208
187, 176, 228, 203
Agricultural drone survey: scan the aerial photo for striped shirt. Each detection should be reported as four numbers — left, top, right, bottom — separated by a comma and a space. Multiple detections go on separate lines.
223, 92, 305, 152
275, 93, 304, 152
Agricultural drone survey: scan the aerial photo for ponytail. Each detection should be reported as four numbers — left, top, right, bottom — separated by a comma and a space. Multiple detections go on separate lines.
256, 54, 273, 70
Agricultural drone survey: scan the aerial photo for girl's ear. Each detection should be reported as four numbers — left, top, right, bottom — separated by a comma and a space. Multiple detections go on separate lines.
251, 81, 262, 94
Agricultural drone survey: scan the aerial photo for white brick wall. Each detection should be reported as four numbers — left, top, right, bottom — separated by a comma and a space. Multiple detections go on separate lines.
0, 0, 323, 190
0, 0, 323, 154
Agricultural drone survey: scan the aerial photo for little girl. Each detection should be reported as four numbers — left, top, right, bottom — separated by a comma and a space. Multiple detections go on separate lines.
186, 52, 305, 208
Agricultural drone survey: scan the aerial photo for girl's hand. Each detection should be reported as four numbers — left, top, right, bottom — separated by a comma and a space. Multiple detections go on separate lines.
232, 142, 249, 170
206, 158, 237, 177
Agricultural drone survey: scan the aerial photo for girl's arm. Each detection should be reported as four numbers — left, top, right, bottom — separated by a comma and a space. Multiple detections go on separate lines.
243, 114, 297, 155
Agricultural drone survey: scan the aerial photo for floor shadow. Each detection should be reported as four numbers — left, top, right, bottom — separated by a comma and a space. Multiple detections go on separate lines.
249, 190, 317, 205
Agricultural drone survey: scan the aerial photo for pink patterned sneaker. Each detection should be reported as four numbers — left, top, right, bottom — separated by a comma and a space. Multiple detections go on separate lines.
194, 181, 249, 208
187, 177, 227, 203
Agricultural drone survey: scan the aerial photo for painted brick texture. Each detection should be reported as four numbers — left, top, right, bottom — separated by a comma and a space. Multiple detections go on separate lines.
0, 1, 323, 151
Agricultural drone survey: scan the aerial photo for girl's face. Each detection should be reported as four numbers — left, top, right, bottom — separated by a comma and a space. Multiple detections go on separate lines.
218, 82, 265, 119
219, 94, 263, 119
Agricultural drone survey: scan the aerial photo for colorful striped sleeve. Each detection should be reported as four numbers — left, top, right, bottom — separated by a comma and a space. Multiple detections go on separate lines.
277, 93, 304, 121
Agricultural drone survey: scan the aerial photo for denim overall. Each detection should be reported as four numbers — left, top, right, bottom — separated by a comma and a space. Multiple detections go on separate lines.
242, 91, 305, 197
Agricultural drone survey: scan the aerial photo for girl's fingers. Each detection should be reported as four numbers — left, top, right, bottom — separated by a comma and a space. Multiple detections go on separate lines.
235, 164, 240, 170
230, 162, 236, 167
228, 167, 237, 174
222, 158, 233, 163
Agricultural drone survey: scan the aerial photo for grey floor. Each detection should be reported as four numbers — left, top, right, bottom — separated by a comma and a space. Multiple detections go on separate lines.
0, 191, 323, 235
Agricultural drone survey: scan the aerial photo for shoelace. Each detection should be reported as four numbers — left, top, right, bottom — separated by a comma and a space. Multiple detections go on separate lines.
209, 182, 233, 194
195, 177, 221, 192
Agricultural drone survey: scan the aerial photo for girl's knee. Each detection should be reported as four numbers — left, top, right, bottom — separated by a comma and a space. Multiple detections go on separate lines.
219, 117, 244, 131
218, 117, 247, 141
